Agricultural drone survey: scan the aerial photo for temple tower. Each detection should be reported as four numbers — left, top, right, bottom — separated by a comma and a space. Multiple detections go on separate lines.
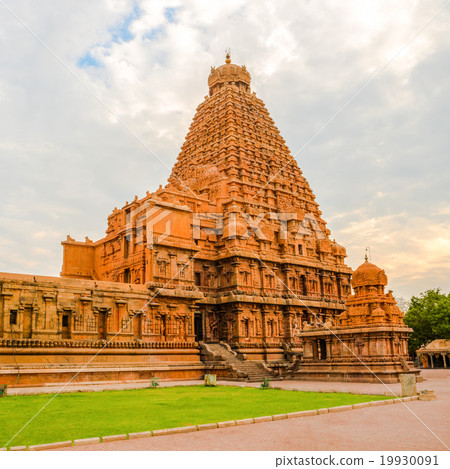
162, 53, 353, 360
60, 54, 354, 361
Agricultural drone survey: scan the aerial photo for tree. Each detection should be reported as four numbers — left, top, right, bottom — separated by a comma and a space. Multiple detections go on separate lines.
403, 289, 450, 356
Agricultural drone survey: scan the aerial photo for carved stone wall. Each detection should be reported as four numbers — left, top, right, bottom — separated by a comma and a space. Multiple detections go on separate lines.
0, 272, 201, 343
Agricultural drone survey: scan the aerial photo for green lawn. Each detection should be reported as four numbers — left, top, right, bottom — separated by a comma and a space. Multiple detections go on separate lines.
0, 386, 392, 448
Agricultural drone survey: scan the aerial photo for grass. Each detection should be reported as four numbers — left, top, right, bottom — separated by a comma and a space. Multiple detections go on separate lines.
0, 385, 393, 448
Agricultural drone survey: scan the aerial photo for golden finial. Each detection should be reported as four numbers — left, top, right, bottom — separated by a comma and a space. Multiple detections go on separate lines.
225, 48, 231, 64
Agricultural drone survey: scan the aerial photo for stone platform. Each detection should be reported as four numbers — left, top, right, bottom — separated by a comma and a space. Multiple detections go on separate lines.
0, 339, 205, 386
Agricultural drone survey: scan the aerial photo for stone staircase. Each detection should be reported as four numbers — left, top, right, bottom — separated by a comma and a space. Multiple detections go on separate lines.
201, 342, 276, 382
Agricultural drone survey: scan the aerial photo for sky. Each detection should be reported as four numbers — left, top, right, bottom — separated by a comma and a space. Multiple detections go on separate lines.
0, 0, 449, 299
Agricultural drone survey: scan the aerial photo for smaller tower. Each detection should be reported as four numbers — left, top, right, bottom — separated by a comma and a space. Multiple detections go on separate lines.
342, 258, 404, 326
298, 257, 418, 383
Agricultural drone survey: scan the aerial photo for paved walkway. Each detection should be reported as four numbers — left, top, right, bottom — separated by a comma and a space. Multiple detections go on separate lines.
50, 369, 449, 451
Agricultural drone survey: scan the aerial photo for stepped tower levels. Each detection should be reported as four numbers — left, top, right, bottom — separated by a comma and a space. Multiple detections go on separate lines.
60, 53, 353, 362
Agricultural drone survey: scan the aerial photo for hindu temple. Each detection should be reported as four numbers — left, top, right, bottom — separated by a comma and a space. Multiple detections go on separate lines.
0, 54, 418, 385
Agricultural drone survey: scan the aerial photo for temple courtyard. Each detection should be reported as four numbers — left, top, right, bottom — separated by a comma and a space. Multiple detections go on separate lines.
3, 369, 449, 451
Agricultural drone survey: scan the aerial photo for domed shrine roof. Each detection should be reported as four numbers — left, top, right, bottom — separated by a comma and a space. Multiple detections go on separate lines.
208, 52, 251, 95
351, 257, 388, 288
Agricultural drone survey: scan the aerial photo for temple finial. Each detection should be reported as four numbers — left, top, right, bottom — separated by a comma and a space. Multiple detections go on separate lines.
365, 247, 371, 262
225, 48, 231, 64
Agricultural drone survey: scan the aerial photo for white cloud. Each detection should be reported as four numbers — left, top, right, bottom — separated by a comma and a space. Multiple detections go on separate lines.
332, 210, 450, 297
0, 0, 449, 298
32, 230, 62, 240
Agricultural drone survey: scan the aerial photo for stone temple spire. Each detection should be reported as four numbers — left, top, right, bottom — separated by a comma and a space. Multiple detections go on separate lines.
167, 54, 332, 238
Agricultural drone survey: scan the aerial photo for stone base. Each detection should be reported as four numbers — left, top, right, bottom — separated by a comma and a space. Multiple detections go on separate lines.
292, 361, 421, 383
418, 390, 436, 401
0, 342, 205, 387
0, 365, 206, 387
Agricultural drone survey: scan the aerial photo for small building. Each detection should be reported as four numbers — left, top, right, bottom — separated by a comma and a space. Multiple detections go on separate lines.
417, 339, 450, 368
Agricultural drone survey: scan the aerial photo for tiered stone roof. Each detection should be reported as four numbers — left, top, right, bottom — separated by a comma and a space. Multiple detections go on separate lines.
168, 55, 326, 233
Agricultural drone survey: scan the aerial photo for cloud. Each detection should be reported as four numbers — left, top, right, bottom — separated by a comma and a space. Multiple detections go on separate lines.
331, 210, 450, 297
0, 0, 449, 298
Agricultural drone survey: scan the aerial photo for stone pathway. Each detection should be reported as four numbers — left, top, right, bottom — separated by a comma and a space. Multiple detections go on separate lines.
43, 369, 450, 451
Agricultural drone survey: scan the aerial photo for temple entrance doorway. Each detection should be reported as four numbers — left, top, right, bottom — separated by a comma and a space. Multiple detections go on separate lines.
318, 339, 327, 360
194, 313, 203, 342
61, 314, 70, 339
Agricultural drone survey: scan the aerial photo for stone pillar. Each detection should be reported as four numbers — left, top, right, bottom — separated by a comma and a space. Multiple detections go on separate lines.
249, 262, 256, 288
261, 307, 266, 343
326, 338, 332, 359
282, 266, 292, 293
442, 353, 447, 368
336, 275, 342, 300
259, 264, 265, 290
145, 249, 152, 283
169, 253, 176, 279
318, 271, 324, 297
283, 309, 294, 341
400, 374, 417, 397
231, 260, 240, 286
430, 354, 434, 368
304, 273, 310, 296
272, 266, 279, 291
